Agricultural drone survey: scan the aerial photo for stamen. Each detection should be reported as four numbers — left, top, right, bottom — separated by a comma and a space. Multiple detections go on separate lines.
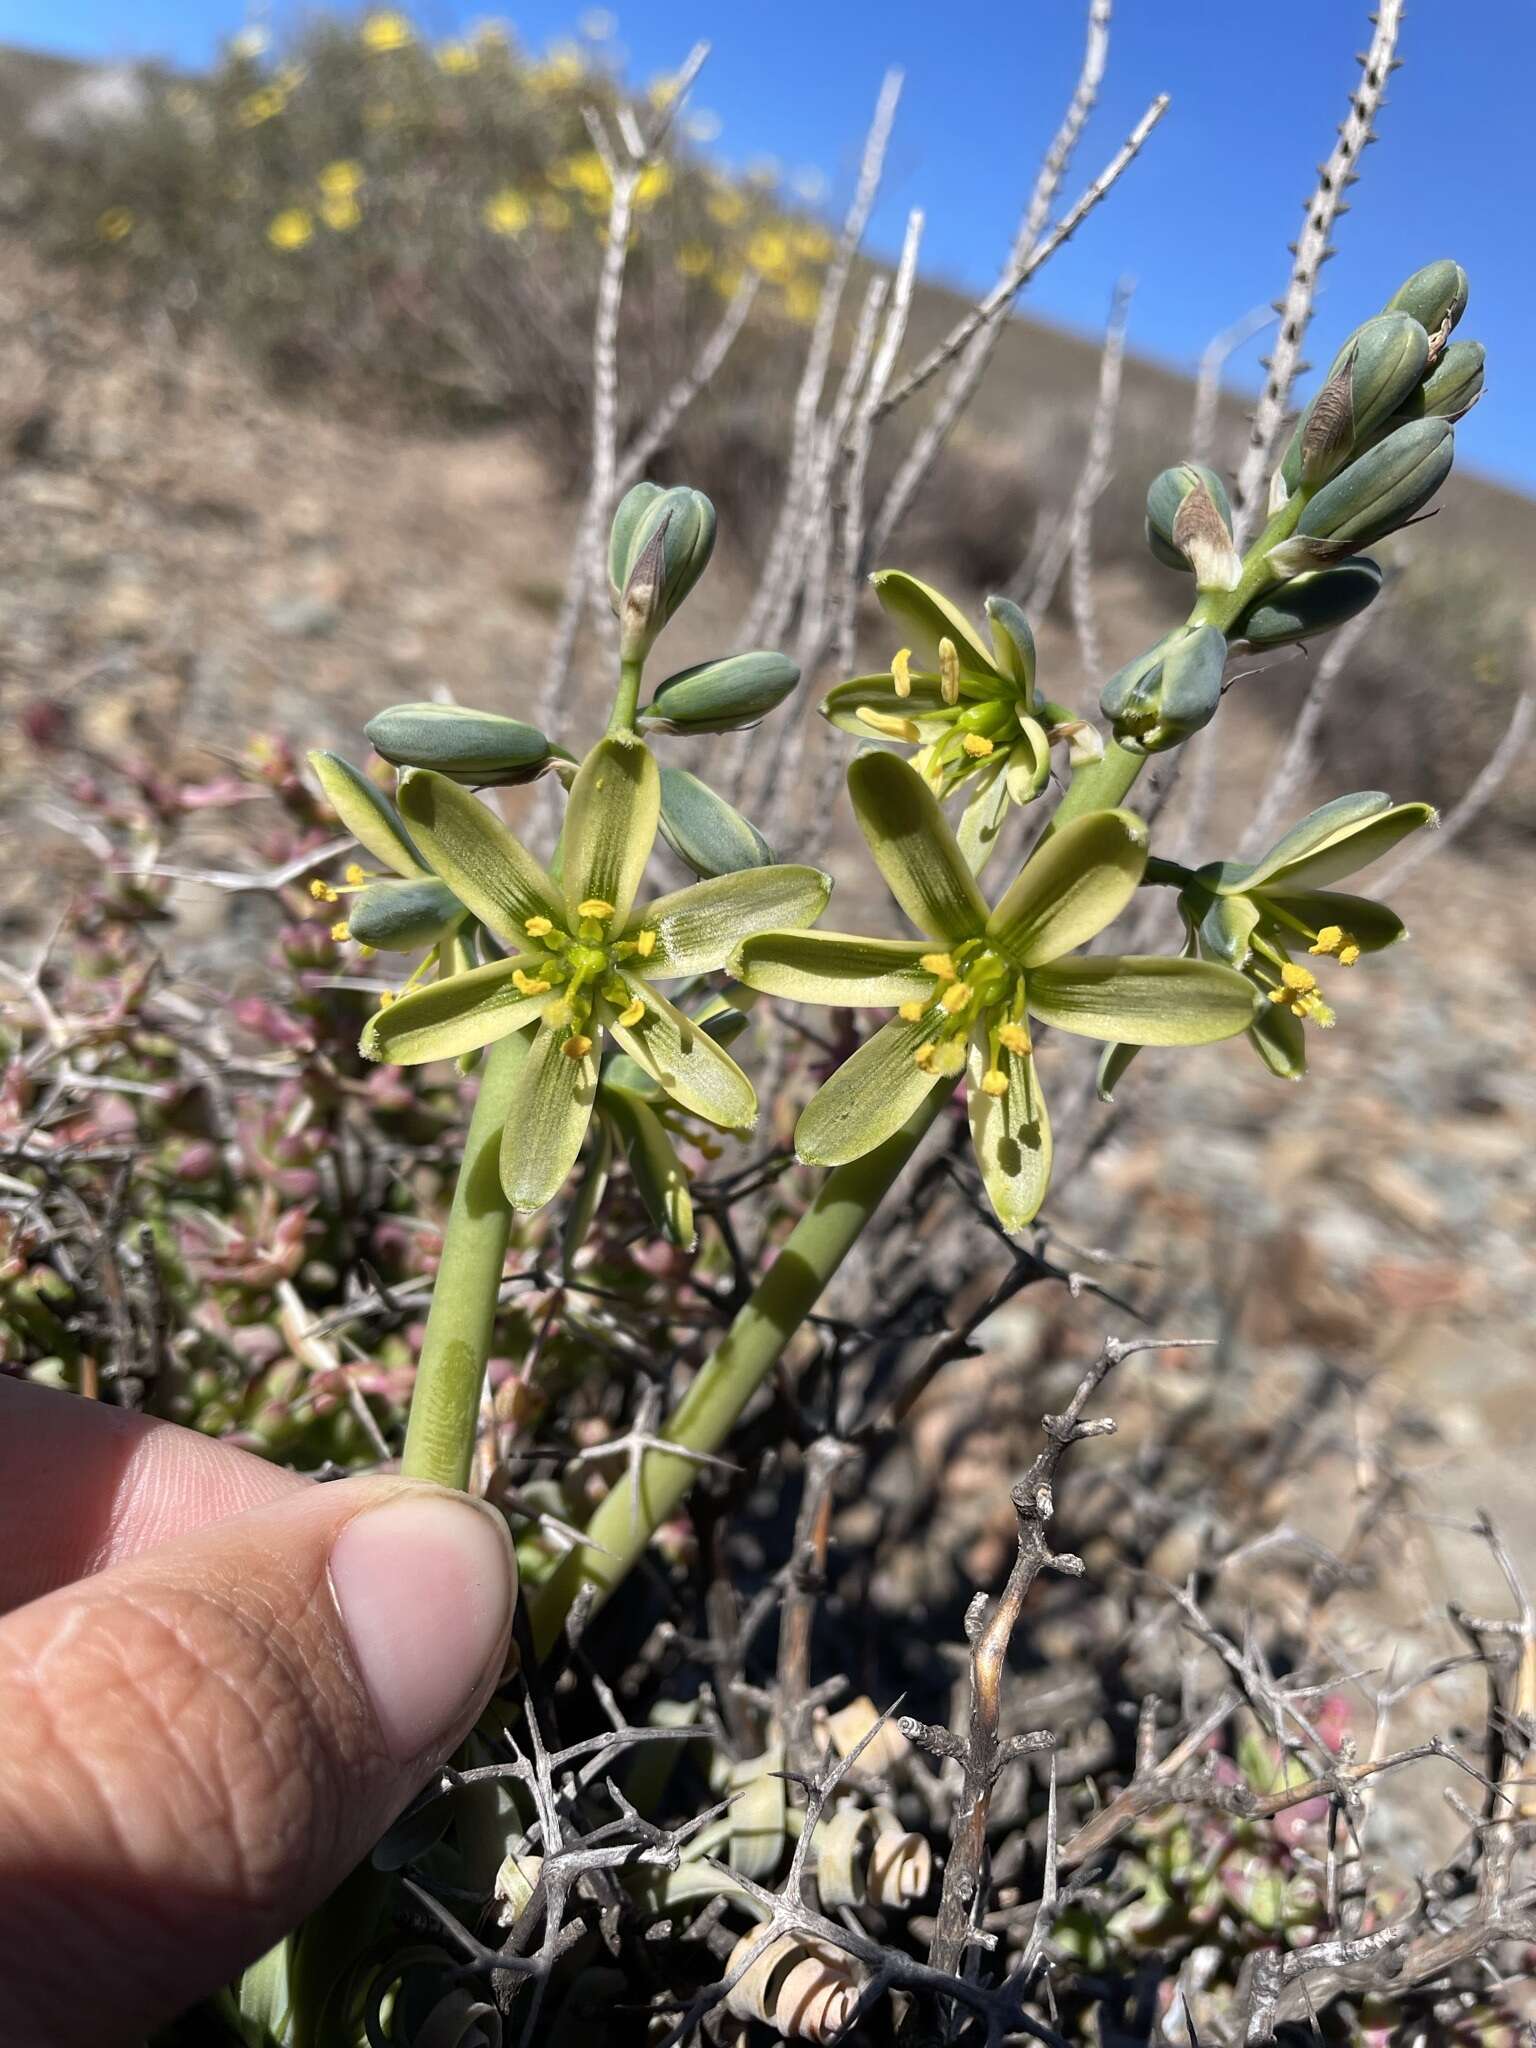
577, 898, 616, 921
617, 996, 645, 1028
898, 1000, 928, 1023
1309, 924, 1344, 956
634, 927, 657, 958
998, 1021, 1032, 1056
310, 879, 339, 903
980, 1067, 1009, 1098
932, 1037, 967, 1077
938, 636, 961, 708
891, 646, 913, 699
525, 915, 554, 939
919, 952, 957, 981
330, 920, 351, 943
562, 1034, 593, 1060
857, 706, 922, 744
377, 990, 395, 1008
1280, 963, 1318, 994
940, 981, 972, 1014
344, 863, 368, 886
913, 1043, 937, 1072
1337, 943, 1360, 967
513, 969, 551, 995
962, 734, 995, 758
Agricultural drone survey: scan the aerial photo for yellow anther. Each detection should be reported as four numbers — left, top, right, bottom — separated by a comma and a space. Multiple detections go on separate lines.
358, 944, 377, 959
938, 636, 961, 707
513, 969, 551, 995
1309, 924, 1344, 956
1337, 942, 1361, 967
544, 998, 572, 1029
1279, 962, 1318, 994
891, 646, 913, 699
310, 878, 338, 902
898, 1000, 928, 1023
577, 898, 616, 921
377, 989, 395, 1008
525, 915, 554, 939
913, 1042, 938, 1072
344, 863, 368, 886
981, 1067, 1009, 1098
1296, 993, 1336, 1028
919, 952, 957, 981
330, 920, 351, 943
634, 927, 658, 958
940, 980, 972, 1014
998, 1022, 1032, 1055
617, 996, 645, 1028
932, 1038, 967, 1077
962, 733, 995, 758
857, 706, 922, 744
562, 1034, 594, 1060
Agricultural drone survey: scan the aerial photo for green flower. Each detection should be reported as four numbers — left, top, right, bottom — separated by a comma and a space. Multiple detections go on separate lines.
732, 752, 1254, 1232
1102, 792, 1433, 1093
358, 735, 830, 1212
820, 572, 1099, 873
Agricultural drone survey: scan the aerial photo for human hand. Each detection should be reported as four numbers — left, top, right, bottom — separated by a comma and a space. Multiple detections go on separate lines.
0, 1378, 516, 2047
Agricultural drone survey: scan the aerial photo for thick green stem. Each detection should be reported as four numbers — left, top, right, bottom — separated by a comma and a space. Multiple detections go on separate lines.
1048, 740, 1144, 829
606, 655, 646, 736
525, 1085, 952, 1654
400, 1034, 527, 1489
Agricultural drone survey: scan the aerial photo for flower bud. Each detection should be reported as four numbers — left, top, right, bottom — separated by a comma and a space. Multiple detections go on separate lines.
1145, 463, 1238, 585
363, 702, 552, 786
1234, 557, 1382, 649
657, 763, 773, 877
1100, 622, 1227, 755
1384, 259, 1469, 359
1297, 417, 1453, 551
607, 482, 716, 661
641, 650, 798, 734
1400, 339, 1484, 424
346, 876, 464, 951
983, 595, 1037, 698
1293, 312, 1430, 487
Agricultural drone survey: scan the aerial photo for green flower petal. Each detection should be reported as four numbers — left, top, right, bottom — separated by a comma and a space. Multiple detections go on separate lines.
795, 1013, 947, 1167
1095, 1040, 1142, 1103
1027, 955, 1256, 1045
1249, 996, 1308, 1079
820, 674, 963, 742
396, 769, 563, 948
561, 1113, 612, 1266
967, 1029, 1052, 1232
987, 808, 1148, 968
500, 1024, 599, 1213
310, 751, 426, 878
1259, 886, 1408, 952
601, 1082, 695, 1249
1002, 718, 1052, 807
870, 569, 998, 676
609, 977, 756, 1130
1196, 890, 1261, 967
640, 865, 831, 980
563, 734, 660, 927
1234, 793, 1432, 893
733, 929, 934, 1006
847, 750, 988, 942
955, 754, 1010, 877
361, 956, 547, 1066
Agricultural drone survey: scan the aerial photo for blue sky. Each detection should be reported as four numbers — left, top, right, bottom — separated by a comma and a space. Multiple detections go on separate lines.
6, 0, 1532, 492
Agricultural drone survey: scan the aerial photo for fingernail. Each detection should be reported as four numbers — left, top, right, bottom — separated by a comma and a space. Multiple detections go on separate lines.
329, 1490, 516, 1762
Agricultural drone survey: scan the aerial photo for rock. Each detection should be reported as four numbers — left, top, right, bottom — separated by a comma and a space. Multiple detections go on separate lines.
14, 471, 106, 518
263, 594, 342, 639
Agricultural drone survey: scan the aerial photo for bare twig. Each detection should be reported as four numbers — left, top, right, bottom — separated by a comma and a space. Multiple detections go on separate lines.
1374, 691, 1533, 891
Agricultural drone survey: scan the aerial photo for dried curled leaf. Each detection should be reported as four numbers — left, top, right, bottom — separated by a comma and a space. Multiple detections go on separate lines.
814, 1804, 932, 1910
822, 1695, 911, 1775
723, 1931, 861, 2042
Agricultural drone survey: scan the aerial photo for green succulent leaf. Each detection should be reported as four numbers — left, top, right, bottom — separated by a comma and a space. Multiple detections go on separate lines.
609, 979, 756, 1130
795, 1012, 946, 1166
1239, 795, 1432, 892
657, 764, 774, 877
396, 769, 563, 947
360, 958, 547, 1066
563, 735, 661, 927
500, 1025, 600, 1213
310, 750, 426, 879
987, 808, 1148, 968
733, 929, 934, 1007
1026, 955, 1256, 1045
602, 1083, 695, 1248
870, 569, 996, 675
641, 865, 830, 980
967, 1030, 1052, 1232
848, 750, 988, 942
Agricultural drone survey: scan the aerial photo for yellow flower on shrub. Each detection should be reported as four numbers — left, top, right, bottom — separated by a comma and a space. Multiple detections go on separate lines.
551, 151, 611, 202
321, 193, 362, 232
360, 11, 413, 53
237, 86, 286, 127
318, 160, 364, 199
746, 228, 793, 281
483, 189, 530, 235
435, 40, 478, 73
791, 224, 834, 264
97, 207, 135, 243
528, 43, 583, 91
674, 242, 711, 279
648, 73, 680, 108
267, 208, 314, 251
713, 266, 744, 299
784, 278, 821, 324
706, 187, 746, 227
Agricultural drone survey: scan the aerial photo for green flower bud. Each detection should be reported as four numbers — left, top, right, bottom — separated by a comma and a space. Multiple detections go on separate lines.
1384, 259, 1469, 357
983, 595, 1037, 699
641, 650, 799, 734
1234, 557, 1382, 649
1145, 463, 1236, 581
1400, 339, 1485, 423
347, 876, 464, 951
1297, 417, 1453, 551
607, 482, 716, 661
1100, 622, 1227, 755
657, 763, 774, 877
364, 702, 552, 786
1294, 312, 1430, 487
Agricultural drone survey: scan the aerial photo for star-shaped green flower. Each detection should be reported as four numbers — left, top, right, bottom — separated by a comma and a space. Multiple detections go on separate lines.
732, 751, 1255, 1231
820, 572, 1099, 873
1173, 791, 1433, 1080
360, 735, 830, 1212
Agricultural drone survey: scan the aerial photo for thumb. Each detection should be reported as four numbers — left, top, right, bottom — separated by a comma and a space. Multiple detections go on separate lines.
0, 1476, 516, 2047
